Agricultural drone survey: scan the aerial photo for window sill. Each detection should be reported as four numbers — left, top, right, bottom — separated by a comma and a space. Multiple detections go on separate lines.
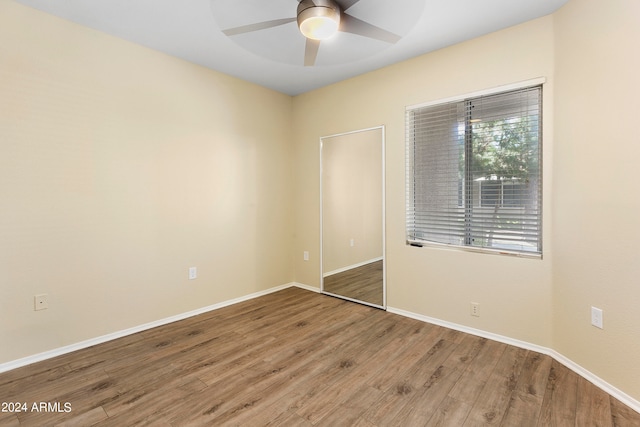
407, 239, 542, 259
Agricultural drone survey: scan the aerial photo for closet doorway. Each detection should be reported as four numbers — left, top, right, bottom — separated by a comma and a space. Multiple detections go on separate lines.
320, 126, 385, 308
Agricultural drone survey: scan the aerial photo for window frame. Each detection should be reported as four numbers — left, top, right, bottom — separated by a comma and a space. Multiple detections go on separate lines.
405, 78, 545, 258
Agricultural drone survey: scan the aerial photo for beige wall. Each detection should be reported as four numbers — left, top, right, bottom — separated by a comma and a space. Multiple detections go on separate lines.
322, 128, 383, 274
553, 0, 640, 400
0, 2, 293, 363
293, 16, 556, 348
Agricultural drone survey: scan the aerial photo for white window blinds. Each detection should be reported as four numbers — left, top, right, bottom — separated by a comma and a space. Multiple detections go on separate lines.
406, 85, 542, 256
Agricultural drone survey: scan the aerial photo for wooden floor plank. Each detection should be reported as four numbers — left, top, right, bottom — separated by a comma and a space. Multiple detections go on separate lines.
262, 410, 313, 427
0, 413, 20, 427
447, 338, 506, 405
389, 334, 493, 425
426, 395, 473, 426
365, 320, 445, 392
463, 346, 528, 425
575, 375, 613, 426
611, 397, 640, 427
313, 384, 385, 427
54, 406, 108, 427
392, 363, 462, 426
362, 338, 458, 425
499, 351, 551, 426
0, 287, 638, 426
537, 359, 579, 426
294, 318, 415, 424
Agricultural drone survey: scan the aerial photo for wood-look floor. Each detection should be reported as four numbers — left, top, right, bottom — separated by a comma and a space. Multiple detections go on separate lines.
323, 260, 383, 306
1, 287, 639, 426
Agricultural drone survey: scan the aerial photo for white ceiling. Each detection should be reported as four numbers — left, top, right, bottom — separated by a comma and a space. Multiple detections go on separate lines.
14, 0, 568, 96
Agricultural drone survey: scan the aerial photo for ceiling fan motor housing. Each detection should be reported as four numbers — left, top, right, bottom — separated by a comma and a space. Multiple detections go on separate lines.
297, 0, 342, 39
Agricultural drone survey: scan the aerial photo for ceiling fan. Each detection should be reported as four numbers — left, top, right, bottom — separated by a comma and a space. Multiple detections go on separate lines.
216, 0, 408, 67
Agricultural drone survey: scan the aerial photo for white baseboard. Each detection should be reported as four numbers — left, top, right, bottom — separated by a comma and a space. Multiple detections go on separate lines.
0, 282, 298, 374
387, 306, 640, 414
549, 350, 640, 413
291, 282, 321, 293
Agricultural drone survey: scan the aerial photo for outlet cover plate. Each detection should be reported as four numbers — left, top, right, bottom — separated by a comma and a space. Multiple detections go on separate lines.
34, 294, 48, 311
470, 302, 480, 317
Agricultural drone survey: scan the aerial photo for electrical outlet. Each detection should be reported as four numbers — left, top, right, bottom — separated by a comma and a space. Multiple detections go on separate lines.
303, 251, 309, 261
34, 294, 48, 311
350, 238, 355, 247
591, 306, 603, 329
470, 302, 480, 317
188, 267, 197, 280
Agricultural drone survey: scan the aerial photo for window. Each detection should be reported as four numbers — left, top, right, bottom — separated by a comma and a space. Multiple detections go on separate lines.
406, 84, 542, 256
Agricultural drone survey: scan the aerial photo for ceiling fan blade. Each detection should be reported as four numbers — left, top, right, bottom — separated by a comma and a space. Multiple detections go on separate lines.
338, 0, 363, 11
340, 13, 401, 44
304, 38, 321, 66
223, 18, 296, 36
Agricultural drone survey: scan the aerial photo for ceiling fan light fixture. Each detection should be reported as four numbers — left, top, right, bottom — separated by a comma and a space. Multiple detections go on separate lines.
297, 1, 341, 41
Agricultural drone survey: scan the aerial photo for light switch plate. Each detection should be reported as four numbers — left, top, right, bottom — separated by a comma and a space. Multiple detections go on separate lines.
591, 306, 603, 329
